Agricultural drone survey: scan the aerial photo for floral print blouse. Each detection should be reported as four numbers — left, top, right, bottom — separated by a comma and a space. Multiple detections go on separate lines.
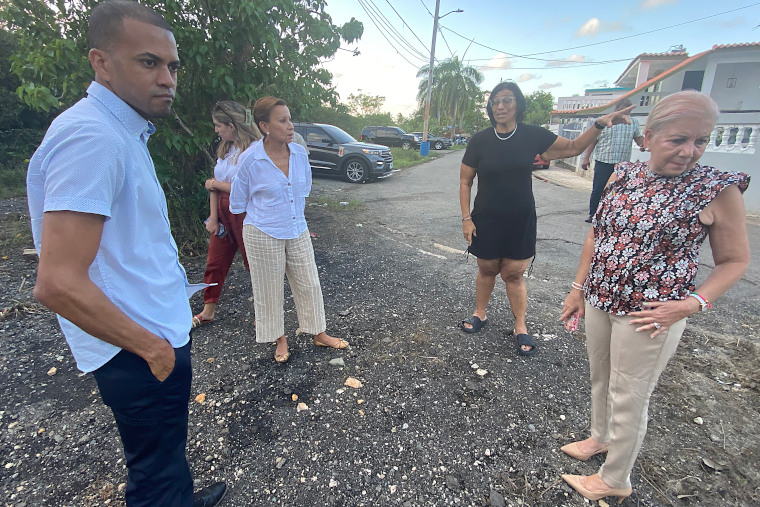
584, 162, 750, 315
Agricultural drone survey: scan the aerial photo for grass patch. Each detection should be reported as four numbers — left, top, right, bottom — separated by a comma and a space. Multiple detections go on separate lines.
389, 147, 434, 169
307, 197, 364, 211
0, 161, 29, 199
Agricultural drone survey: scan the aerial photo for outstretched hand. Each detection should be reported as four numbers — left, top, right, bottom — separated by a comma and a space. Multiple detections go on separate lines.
598, 105, 635, 128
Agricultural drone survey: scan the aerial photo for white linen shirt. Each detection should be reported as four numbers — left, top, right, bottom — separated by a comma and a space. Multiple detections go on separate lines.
26, 82, 192, 373
229, 140, 311, 239
213, 146, 242, 183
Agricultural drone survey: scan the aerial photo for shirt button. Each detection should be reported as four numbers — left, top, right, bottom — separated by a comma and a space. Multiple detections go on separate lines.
288, 183, 291, 186
290, 199, 294, 202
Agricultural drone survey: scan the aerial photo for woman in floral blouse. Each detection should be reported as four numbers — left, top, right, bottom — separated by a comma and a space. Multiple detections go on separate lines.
559, 91, 750, 503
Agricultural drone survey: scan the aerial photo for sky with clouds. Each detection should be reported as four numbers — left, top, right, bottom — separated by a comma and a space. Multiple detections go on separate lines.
319, 0, 760, 116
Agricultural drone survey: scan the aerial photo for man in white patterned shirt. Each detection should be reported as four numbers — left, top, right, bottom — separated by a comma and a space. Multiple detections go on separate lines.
582, 99, 645, 222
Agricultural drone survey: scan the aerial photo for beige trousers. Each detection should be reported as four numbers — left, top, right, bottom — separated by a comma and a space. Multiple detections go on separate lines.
242, 225, 326, 343
584, 303, 687, 489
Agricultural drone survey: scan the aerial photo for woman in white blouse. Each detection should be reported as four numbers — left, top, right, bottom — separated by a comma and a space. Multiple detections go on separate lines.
230, 96, 348, 363
193, 101, 260, 328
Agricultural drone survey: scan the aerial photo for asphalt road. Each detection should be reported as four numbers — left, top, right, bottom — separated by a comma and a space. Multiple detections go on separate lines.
312, 150, 760, 304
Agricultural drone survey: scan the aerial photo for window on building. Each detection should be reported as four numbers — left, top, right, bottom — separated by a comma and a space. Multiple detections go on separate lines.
682, 71, 704, 91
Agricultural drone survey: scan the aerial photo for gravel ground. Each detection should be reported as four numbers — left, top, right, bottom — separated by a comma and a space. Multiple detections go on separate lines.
1, 157, 759, 507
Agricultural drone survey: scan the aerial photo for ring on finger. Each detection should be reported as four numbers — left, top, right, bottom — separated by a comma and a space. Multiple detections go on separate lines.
653, 322, 662, 330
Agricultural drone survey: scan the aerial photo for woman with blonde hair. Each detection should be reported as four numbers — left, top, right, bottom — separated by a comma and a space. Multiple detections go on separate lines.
559, 91, 750, 502
230, 96, 347, 363
193, 100, 260, 327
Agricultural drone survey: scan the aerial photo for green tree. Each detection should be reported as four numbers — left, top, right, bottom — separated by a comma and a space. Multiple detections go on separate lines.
523, 90, 554, 126
1, 0, 362, 252
0, 28, 54, 198
416, 57, 484, 138
346, 91, 385, 116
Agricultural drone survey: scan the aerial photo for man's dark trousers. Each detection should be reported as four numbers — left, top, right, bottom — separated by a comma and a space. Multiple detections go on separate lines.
589, 161, 616, 216
93, 340, 193, 506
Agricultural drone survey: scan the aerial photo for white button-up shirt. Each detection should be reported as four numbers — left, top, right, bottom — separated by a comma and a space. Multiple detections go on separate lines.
214, 146, 241, 183
229, 140, 311, 239
27, 82, 192, 372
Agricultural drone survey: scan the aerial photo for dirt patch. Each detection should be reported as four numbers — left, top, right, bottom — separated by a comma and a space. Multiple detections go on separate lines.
1, 195, 758, 506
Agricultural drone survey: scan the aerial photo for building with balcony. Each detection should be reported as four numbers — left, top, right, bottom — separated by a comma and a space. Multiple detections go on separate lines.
550, 43, 760, 215
556, 87, 633, 111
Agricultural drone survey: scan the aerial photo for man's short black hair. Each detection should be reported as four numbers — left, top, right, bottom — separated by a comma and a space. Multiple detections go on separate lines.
89, 0, 172, 51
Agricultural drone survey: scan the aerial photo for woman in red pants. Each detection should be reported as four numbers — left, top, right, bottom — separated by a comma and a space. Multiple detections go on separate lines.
193, 101, 261, 327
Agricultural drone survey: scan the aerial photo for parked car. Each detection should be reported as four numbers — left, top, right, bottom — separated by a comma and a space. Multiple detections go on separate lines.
410, 132, 452, 150
533, 154, 550, 170
293, 122, 393, 183
360, 126, 420, 150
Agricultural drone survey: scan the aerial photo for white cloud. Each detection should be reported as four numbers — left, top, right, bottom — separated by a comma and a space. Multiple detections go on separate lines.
545, 54, 586, 67
576, 18, 600, 37
539, 82, 562, 90
480, 53, 513, 71
641, 0, 677, 8
717, 17, 745, 29
575, 17, 627, 37
517, 73, 541, 82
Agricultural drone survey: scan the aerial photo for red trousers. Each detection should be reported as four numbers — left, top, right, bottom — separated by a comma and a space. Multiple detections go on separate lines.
202, 192, 249, 303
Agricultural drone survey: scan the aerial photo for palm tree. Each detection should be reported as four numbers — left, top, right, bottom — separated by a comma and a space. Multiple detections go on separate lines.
416, 57, 484, 138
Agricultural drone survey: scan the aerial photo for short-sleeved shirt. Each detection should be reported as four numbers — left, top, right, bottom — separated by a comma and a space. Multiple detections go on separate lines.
461, 123, 557, 259
229, 140, 311, 239
593, 118, 641, 164
213, 146, 242, 183
27, 82, 192, 373
585, 162, 750, 314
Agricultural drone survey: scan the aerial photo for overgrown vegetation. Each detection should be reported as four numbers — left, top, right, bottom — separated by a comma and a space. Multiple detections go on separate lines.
1, 1, 363, 255
0, 29, 53, 199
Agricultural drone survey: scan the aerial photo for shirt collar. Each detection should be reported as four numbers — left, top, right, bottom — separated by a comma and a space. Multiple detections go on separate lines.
252, 139, 269, 160
86, 82, 156, 141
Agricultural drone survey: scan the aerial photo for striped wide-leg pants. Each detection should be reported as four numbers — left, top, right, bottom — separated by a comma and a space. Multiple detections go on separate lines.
242, 224, 326, 343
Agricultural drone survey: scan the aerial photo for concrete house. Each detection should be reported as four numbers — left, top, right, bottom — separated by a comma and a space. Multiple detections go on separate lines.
550, 43, 760, 215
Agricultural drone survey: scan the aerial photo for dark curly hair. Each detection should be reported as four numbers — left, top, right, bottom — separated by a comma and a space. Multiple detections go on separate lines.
486, 82, 526, 126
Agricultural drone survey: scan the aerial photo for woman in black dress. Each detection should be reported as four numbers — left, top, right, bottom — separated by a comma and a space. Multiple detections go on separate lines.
458, 82, 633, 355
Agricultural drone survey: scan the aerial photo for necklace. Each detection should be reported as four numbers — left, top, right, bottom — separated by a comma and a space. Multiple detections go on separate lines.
493, 124, 518, 141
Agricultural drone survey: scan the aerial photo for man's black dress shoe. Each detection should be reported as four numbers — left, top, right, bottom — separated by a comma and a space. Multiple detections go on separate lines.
584, 215, 593, 223
193, 482, 227, 507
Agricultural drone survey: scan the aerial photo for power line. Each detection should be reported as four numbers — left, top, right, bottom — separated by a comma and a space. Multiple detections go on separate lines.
440, 3, 760, 62
362, 0, 428, 61
356, 0, 426, 68
382, 0, 430, 52
438, 27, 455, 58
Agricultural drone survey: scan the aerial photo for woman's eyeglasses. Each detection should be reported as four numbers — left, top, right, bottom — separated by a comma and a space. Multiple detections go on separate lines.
488, 98, 515, 108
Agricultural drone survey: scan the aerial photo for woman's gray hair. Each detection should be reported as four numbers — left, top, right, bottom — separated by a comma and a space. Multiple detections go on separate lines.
645, 91, 719, 135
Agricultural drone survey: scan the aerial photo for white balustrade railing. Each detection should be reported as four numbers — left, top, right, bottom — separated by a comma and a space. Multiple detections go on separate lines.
706, 124, 758, 154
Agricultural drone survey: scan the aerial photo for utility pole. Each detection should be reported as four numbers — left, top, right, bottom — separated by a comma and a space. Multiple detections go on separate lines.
421, 0, 440, 148
421, 3, 462, 154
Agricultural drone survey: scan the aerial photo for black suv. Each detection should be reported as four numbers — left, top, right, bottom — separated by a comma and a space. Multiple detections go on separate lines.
360, 126, 420, 150
410, 132, 452, 150
293, 122, 393, 183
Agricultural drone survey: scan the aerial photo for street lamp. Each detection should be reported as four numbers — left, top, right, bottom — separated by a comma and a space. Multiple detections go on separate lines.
421, 2, 462, 155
